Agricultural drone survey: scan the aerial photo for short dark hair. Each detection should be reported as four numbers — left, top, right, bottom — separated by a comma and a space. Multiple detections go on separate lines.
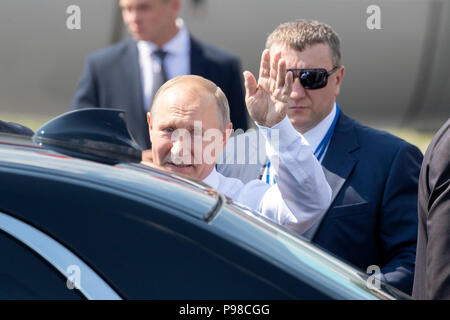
266, 19, 342, 67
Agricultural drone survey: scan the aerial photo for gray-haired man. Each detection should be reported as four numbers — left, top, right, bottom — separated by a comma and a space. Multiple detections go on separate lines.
145, 53, 332, 236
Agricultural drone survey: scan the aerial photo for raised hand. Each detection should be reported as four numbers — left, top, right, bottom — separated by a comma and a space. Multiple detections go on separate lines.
244, 49, 294, 128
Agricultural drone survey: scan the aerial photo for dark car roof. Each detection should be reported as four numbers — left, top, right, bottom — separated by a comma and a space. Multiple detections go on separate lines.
0, 134, 218, 221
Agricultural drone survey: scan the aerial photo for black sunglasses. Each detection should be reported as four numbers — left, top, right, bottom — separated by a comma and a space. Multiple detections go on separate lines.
287, 66, 340, 90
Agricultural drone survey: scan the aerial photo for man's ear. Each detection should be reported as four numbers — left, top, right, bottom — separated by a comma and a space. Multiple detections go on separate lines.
223, 122, 233, 150
334, 65, 345, 96
147, 112, 152, 128
171, 0, 181, 16
147, 112, 153, 139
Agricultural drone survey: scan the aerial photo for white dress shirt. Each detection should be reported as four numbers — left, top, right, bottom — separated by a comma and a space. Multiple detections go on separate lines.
303, 102, 337, 160
262, 103, 337, 184
203, 116, 332, 235
137, 18, 191, 111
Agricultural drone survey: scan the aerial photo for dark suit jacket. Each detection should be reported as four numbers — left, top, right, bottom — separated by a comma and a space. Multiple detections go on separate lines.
71, 37, 248, 149
311, 113, 422, 295
217, 112, 423, 294
412, 118, 450, 299
0, 120, 34, 136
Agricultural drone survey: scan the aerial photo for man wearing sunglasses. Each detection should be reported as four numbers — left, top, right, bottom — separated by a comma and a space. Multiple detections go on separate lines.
218, 19, 423, 295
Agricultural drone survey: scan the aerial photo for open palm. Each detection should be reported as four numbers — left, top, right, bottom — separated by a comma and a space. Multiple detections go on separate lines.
244, 49, 294, 128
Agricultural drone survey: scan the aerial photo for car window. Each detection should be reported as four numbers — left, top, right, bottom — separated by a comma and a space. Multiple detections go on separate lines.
0, 230, 84, 300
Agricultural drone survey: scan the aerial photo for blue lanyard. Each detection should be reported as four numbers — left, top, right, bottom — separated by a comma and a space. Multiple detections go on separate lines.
265, 161, 272, 184
314, 103, 340, 162
264, 103, 341, 184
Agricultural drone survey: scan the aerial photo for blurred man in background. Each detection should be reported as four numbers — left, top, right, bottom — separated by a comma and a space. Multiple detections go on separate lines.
218, 19, 423, 294
71, 0, 247, 151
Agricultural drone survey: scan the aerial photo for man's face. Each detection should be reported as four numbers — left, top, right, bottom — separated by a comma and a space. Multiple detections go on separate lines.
119, 0, 179, 44
269, 42, 344, 134
149, 86, 231, 181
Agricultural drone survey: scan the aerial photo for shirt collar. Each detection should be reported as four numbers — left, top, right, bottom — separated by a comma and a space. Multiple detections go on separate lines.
202, 167, 220, 190
137, 18, 190, 56
303, 102, 337, 152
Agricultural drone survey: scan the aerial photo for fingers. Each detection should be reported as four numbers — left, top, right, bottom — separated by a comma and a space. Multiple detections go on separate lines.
258, 49, 270, 80
276, 58, 286, 89
257, 49, 286, 93
281, 68, 293, 97
270, 51, 280, 79
270, 51, 281, 91
254, 49, 291, 99
243, 70, 258, 99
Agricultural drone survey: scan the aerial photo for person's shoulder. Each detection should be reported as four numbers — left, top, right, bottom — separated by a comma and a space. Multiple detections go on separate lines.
190, 36, 240, 64
343, 114, 421, 156
425, 118, 450, 176
215, 170, 244, 198
217, 170, 244, 185
217, 169, 269, 204
427, 118, 450, 156
222, 130, 265, 161
86, 40, 136, 64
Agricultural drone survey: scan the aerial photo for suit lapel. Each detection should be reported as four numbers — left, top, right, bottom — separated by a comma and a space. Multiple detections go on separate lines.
123, 41, 144, 111
190, 37, 207, 76
303, 112, 359, 240
122, 41, 149, 149
321, 112, 360, 205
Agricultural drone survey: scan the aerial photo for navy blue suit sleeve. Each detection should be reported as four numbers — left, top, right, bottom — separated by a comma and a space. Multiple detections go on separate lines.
379, 142, 422, 295
70, 56, 100, 110
227, 59, 248, 132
